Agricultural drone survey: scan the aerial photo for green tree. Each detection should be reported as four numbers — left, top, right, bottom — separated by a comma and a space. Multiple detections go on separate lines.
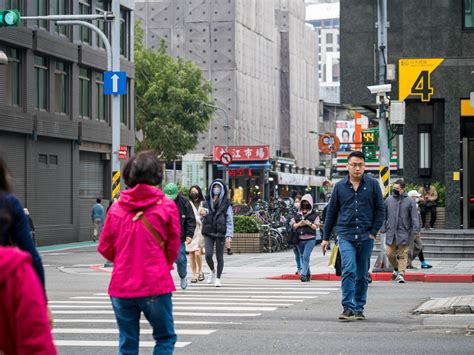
134, 22, 214, 162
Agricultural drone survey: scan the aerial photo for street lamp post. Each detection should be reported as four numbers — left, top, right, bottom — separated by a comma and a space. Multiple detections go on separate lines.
198, 101, 230, 187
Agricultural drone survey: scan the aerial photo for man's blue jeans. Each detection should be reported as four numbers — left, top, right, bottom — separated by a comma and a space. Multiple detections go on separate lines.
293, 246, 302, 273
175, 242, 187, 279
111, 293, 176, 355
338, 238, 374, 313
298, 238, 316, 277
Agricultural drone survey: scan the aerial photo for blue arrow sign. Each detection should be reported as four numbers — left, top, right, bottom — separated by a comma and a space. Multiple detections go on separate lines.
104, 71, 127, 95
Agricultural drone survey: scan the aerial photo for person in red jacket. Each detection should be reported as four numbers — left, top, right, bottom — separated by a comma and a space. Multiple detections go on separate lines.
0, 247, 56, 355
98, 151, 181, 355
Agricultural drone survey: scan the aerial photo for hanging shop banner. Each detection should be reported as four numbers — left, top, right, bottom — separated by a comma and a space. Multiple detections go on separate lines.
213, 145, 270, 161
399, 58, 444, 102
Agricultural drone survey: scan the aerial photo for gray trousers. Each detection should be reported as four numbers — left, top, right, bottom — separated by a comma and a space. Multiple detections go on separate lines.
408, 235, 423, 264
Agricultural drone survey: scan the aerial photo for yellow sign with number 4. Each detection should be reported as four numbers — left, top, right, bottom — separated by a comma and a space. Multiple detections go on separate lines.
398, 58, 444, 102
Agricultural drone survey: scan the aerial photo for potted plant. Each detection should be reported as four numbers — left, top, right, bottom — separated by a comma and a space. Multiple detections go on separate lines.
232, 216, 263, 253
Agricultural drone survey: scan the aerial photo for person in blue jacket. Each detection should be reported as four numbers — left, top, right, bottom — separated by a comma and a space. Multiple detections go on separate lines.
0, 156, 51, 324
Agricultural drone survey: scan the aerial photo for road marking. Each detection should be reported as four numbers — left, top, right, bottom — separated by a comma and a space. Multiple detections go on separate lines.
173, 291, 329, 295
54, 319, 242, 325
50, 301, 293, 307
54, 340, 190, 348
76, 295, 318, 299
174, 284, 340, 291
53, 328, 216, 335
52, 311, 261, 317
93, 289, 336, 296
52, 305, 277, 311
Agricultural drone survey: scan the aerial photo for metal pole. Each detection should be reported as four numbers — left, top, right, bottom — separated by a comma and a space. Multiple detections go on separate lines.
198, 101, 230, 187
373, 0, 392, 273
56, 21, 111, 71
110, 0, 121, 202
22, 13, 113, 21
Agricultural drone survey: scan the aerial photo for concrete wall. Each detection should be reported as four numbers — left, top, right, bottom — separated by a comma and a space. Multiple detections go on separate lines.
136, 0, 319, 168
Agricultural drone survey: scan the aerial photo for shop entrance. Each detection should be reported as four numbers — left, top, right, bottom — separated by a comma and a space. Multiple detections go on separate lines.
462, 138, 474, 229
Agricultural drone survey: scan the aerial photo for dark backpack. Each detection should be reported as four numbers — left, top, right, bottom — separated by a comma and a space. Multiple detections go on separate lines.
0, 193, 13, 245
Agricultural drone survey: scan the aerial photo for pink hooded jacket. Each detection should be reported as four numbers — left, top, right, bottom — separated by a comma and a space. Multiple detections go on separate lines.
0, 247, 56, 355
98, 184, 181, 298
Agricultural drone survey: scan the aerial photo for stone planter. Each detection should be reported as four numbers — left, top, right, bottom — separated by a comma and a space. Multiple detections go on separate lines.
231, 233, 263, 253
423, 207, 445, 229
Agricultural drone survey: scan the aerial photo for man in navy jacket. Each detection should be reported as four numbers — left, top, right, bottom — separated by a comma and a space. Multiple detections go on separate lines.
322, 151, 385, 321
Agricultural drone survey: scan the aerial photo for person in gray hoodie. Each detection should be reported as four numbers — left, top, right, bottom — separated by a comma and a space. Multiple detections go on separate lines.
201, 179, 233, 287
382, 179, 420, 283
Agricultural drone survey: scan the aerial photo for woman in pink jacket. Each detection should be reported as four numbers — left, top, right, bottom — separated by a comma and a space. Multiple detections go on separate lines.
98, 151, 181, 355
0, 247, 56, 355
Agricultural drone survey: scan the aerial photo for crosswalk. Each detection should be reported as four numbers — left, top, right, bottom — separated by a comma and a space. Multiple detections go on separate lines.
51, 280, 339, 352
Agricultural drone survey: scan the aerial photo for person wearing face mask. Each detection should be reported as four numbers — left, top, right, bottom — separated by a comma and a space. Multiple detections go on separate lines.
290, 194, 320, 282
381, 180, 420, 283
201, 179, 233, 287
164, 183, 197, 290
407, 190, 432, 269
187, 185, 205, 283
286, 195, 303, 275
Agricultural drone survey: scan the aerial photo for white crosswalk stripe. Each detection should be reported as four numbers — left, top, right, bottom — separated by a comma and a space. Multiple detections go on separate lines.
52, 280, 339, 352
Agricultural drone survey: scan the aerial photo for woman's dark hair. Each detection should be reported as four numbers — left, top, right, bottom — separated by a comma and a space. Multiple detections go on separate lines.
0, 156, 12, 193
342, 129, 350, 138
122, 151, 163, 188
189, 185, 204, 203
348, 150, 365, 161
294, 194, 303, 202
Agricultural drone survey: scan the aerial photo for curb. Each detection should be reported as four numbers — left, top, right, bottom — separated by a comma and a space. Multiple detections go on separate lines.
90, 264, 112, 273
268, 273, 474, 283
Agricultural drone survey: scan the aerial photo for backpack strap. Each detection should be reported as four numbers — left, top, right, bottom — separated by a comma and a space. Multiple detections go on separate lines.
132, 199, 164, 250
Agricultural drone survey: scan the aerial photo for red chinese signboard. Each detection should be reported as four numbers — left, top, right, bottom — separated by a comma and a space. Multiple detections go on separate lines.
118, 145, 128, 160
228, 168, 253, 178
213, 145, 270, 162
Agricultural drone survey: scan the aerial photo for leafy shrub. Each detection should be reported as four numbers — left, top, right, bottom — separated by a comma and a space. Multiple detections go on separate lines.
234, 216, 262, 233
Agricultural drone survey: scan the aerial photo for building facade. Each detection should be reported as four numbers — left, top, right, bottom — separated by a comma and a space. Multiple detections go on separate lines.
136, 0, 321, 200
0, 0, 135, 245
340, 0, 474, 229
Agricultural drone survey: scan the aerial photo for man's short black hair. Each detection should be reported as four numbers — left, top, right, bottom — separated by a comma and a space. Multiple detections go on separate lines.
123, 151, 163, 188
393, 179, 406, 189
347, 151, 365, 161
96, 198, 102, 204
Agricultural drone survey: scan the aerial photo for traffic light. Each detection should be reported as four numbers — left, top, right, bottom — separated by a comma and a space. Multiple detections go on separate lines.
0, 10, 21, 27
361, 128, 378, 160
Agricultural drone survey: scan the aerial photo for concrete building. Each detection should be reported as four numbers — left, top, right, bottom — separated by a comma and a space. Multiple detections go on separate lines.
340, 0, 474, 229
306, 1, 339, 104
136, 0, 320, 200
0, 0, 135, 245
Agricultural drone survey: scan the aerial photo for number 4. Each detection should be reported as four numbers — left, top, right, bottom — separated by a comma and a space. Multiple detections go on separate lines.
411, 70, 433, 102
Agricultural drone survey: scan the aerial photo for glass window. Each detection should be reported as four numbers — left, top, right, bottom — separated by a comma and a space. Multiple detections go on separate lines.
79, 67, 91, 118
55, 61, 69, 114
55, 0, 70, 36
326, 33, 333, 44
120, 8, 128, 57
96, 72, 107, 121
6, 48, 21, 107
120, 80, 129, 125
34, 55, 48, 110
49, 155, 58, 165
327, 47, 333, 52
6, 1, 23, 11
79, 0, 91, 43
39, 154, 48, 164
36, 0, 48, 29
96, 0, 109, 49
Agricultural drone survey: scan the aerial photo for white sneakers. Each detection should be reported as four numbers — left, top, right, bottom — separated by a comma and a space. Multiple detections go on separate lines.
214, 278, 222, 287
206, 271, 217, 284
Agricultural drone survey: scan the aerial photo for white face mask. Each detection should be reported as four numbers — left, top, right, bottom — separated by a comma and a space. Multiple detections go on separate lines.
415, 198, 420, 203
294, 202, 300, 209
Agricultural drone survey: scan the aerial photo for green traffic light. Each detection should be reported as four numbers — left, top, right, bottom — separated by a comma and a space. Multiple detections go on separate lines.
0, 10, 20, 27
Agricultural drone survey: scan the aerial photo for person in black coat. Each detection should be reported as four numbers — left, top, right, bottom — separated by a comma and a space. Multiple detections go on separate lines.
164, 183, 196, 290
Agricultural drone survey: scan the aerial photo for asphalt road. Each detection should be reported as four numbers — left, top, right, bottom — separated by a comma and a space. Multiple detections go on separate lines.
41, 245, 474, 354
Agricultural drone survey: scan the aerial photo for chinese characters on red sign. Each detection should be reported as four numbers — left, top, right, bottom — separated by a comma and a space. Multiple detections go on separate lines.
213, 145, 270, 161
228, 168, 253, 178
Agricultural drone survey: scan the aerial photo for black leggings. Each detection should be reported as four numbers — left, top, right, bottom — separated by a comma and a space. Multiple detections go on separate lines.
204, 236, 225, 278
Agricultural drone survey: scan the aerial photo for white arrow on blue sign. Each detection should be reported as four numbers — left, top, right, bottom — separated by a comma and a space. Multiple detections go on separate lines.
104, 71, 127, 95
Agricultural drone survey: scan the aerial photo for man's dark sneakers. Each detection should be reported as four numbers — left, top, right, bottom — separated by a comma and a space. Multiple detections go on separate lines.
354, 311, 365, 320
338, 309, 355, 321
